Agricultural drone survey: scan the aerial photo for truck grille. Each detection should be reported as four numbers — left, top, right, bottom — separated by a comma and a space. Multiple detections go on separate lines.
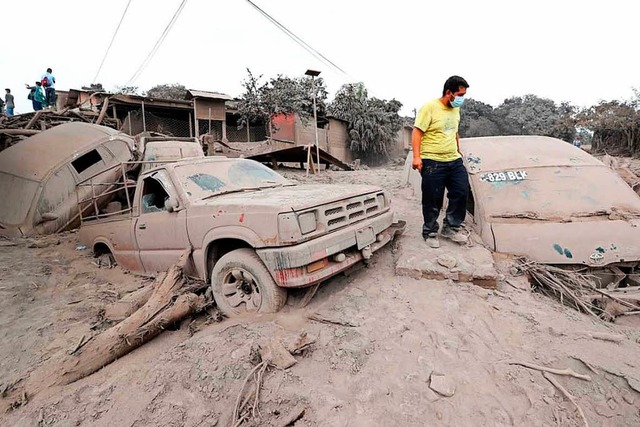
318, 193, 386, 232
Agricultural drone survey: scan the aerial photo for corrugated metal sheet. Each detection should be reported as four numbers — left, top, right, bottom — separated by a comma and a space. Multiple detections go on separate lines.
185, 90, 233, 101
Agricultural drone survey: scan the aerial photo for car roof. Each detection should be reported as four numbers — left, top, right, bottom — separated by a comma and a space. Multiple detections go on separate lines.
0, 122, 127, 182
460, 135, 601, 172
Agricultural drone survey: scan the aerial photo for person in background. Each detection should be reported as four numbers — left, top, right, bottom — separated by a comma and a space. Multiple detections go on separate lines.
41, 67, 56, 108
32, 81, 46, 111
4, 89, 15, 116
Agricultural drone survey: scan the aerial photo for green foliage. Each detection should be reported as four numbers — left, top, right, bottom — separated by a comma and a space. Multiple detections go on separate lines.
577, 96, 640, 154
237, 69, 328, 133
113, 85, 140, 95
146, 83, 187, 100
328, 83, 403, 164
459, 99, 500, 137
493, 94, 576, 141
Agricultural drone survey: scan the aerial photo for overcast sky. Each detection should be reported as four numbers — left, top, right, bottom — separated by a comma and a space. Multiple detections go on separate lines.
2, 0, 638, 116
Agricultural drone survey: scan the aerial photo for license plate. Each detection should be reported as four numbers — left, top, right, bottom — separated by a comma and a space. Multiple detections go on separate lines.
356, 226, 376, 249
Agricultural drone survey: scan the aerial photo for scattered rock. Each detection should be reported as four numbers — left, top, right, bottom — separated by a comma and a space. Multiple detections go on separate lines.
277, 403, 306, 427
429, 373, 456, 397
26, 238, 60, 249
259, 338, 298, 369
622, 390, 635, 405
437, 255, 457, 269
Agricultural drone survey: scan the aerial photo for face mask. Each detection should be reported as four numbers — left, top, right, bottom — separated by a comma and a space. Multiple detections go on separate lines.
450, 96, 465, 108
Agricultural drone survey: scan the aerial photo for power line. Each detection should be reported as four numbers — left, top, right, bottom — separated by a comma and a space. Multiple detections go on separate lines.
126, 0, 188, 85
243, 0, 349, 78
92, 0, 133, 84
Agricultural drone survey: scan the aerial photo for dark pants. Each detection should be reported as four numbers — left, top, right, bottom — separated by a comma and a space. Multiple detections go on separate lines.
33, 101, 43, 111
420, 158, 469, 236
45, 87, 55, 107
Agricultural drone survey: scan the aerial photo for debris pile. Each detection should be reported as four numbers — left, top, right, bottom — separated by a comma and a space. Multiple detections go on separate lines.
601, 154, 640, 196
0, 109, 120, 151
517, 259, 640, 321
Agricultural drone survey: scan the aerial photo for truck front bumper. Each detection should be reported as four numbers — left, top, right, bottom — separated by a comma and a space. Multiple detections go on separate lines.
257, 212, 406, 288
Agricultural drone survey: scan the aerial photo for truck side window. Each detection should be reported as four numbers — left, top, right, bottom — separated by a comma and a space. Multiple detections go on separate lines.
141, 177, 170, 214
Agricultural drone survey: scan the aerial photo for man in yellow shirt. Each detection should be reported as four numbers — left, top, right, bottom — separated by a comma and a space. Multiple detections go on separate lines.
411, 76, 469, 248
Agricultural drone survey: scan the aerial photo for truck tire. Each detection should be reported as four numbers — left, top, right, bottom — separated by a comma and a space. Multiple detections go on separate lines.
211, 248, 287, 316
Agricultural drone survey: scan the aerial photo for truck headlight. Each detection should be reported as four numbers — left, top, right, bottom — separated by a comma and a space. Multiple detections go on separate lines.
298, 211, 317, 235
377, 193, 388, 208
278, 213, 302, 242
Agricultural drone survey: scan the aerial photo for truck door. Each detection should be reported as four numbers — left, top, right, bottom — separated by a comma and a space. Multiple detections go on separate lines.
134, 170, 190, 273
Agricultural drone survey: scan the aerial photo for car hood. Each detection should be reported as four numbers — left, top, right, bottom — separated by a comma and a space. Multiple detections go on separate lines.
196, 184, 382, 211
491, 219, 640, 265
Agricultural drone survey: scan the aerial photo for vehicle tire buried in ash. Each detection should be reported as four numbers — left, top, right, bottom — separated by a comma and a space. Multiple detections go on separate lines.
211, 248, 287, 316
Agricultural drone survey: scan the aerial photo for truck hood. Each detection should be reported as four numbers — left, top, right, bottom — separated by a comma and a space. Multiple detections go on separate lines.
197, 184, 382, 211
491, 219, 640, 266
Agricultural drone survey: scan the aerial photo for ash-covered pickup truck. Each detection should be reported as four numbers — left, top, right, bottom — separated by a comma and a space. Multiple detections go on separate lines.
79, 157, 405, 315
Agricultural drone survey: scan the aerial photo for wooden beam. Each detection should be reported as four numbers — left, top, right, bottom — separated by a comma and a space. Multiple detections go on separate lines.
96, 97, 110, 125
25, 111, 43, 129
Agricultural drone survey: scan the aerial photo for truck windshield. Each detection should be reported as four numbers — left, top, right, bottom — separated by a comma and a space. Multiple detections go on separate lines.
174, 159, 292, 200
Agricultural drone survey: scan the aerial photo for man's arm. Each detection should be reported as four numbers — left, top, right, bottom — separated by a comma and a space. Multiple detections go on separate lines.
411, 127, 424, 171
456, 132, 461, 155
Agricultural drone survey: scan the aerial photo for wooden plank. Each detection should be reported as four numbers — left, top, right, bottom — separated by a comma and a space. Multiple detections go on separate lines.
25, 111, 43, 129
96, 97, 110, 125
0, 129, 40, 136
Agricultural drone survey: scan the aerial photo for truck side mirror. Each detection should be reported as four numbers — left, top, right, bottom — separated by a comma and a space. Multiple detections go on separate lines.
164, 197, 179, 213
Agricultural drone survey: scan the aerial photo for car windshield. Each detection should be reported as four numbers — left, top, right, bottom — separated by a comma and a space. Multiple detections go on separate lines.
174, 159, 292, 200
0, 173, 39, 225
475, 166, 640, 220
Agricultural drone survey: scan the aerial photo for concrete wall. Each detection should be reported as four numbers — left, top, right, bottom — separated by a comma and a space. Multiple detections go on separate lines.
271, 114, 296, 142
294, 115, 328, 151
326, 118, 352, 164
269, 114, 354, 164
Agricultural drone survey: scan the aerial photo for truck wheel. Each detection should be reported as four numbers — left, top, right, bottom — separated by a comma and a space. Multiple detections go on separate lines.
211, 248, 287, 316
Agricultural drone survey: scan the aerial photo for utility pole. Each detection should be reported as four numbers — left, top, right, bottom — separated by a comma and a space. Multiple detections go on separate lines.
305, 69, 321, 175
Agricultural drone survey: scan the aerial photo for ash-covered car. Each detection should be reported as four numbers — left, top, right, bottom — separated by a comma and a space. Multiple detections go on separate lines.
78, 157, 405, 316
0, 122, 135, 237
460, 135, 640, 286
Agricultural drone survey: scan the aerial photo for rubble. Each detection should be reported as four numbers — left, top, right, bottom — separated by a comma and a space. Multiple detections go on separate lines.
429, 373, 456, 397
395, 235, 498, 289
0, 109, 120, 151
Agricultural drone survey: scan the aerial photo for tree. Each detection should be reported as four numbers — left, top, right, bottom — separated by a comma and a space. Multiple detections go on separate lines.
146, 83, 187, 100
493, 94, 576, 141
328, 83, 403, 165
577, 99, 640, 154
459, 99, 501, 137
237, 69, 328, 136
113, 85, 141, 95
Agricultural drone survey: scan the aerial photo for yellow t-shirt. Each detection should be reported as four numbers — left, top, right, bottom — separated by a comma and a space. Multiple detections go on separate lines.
414, 99, 461, 162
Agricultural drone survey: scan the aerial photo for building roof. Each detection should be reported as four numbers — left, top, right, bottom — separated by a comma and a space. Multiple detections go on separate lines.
0, 122, 126, 181
110, 94, 192, 109
185, 90, 233, 101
